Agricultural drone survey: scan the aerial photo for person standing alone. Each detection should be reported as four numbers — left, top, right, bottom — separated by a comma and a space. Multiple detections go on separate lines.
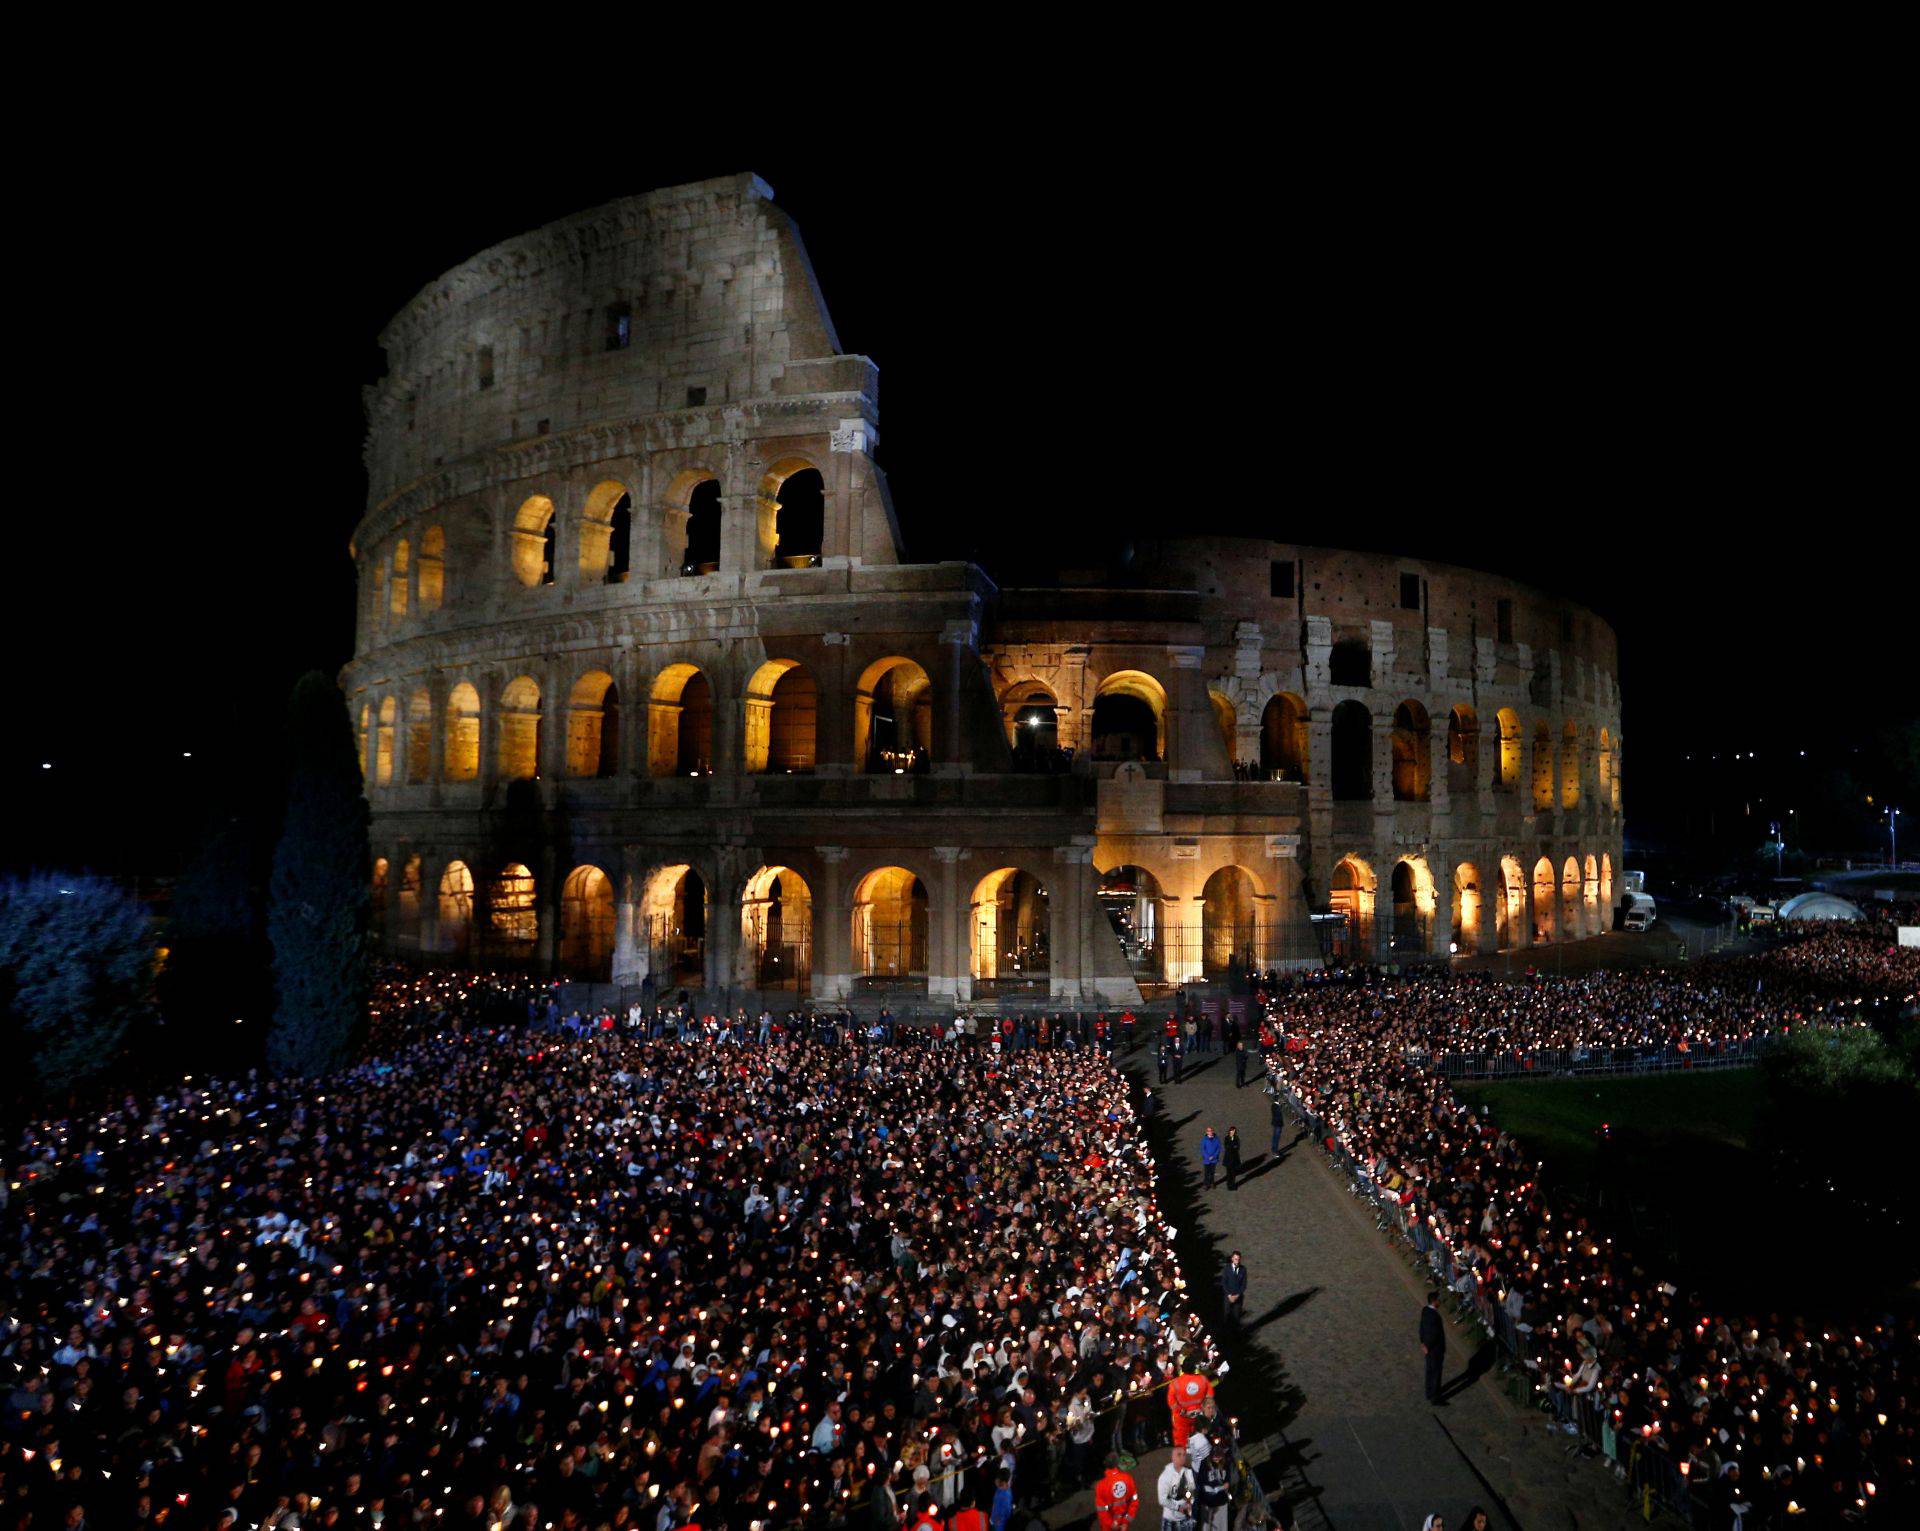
1221, 1251, 1248, 1327
1199, 1128, 1222, 1190
1420, 1289, 1447, 1404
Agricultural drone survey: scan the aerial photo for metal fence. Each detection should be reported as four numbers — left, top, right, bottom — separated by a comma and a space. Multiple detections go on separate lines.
1423, 1034, 1776, 1080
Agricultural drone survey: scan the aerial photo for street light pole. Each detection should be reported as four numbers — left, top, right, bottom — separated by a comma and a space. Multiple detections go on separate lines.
1892, 806, 1901, 870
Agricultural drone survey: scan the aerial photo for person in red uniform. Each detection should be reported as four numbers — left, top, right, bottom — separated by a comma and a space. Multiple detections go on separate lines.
950, 1504, 988, 1531
908, 1500, 945, 1531
1095, 1454, 1139, 1531
1169, 1371, 1213, 1449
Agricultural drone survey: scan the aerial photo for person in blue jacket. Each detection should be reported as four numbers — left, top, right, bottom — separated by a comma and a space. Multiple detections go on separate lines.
1200, 1127, 1223, 1190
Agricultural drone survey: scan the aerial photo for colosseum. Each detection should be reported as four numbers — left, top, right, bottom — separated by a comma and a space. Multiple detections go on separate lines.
344, 172, 1625, 1010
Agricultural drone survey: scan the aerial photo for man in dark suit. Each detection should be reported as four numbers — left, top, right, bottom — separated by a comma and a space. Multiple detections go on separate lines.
1420, 1290, 1447, 1404
1221, 1251, 1249, 1327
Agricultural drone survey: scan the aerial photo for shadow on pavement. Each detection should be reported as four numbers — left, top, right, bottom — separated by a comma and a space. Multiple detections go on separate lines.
1245, 1286, 1323, 1335
1436, 1339, 1500, 1404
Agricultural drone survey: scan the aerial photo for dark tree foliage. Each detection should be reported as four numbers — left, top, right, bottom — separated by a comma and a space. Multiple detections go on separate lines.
0, 872, 155, 1092
160, 814, 272, 1068
267, 672, 370, 1075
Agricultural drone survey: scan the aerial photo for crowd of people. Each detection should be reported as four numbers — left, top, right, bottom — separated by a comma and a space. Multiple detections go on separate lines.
2, 1013, 1232, 1529
1258, 923, 1920, 1526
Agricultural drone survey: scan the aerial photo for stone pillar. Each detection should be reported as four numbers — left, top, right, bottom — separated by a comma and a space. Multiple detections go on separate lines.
417, 852, 445, 957
1167, 648, 1229, 782
611, 846, 643, 987
709, 667, 741, 781
814, 847, 852, 999
704, 855, 738, 1005
427, 674, 447, 808
536, 846, 557, 971
938, 620, 976, 773
816, 634, 854, 775
929, 847, 963, 1002
1370, 716, 1394, 804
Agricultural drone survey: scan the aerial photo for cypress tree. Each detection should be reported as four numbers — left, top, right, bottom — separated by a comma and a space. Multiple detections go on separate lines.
267, 672, 371, 1074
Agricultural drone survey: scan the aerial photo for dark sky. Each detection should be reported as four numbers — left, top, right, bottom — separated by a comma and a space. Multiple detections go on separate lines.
8, 115, 1910, 874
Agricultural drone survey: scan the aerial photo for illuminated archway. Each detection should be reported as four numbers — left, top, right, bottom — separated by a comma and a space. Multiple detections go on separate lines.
675, 476, 722, 575
763, 460, 824, 568
438, 861, 474, 955
1002, 679, 1060, 762
375, 696, 397, 786
1601, 853, 1614, 913
405, 688, 433, 783
856, 658, 933, 773
497, 677, 542, 780
1498, 856, 1527, 951
1560, 723, 1582, 809
1560, 857, 1581, 941
1097, 864, 1164, 978
1447, 705, 1479, 798
742, 865, 811, 990
970, 868, 1049, 982
1260, 693, 1309, 782
566, 671, 620, 778
1391, 701, 1431, 802
1451, 862, 1482, 955
1208, 689, 1238, 762
576, 480, 631, 583
510, 495, 556, 588
1091, 670, 1167, 763
357, 702, 370, 781
648, 664, 712, 777
1598, 728, 1614, 806
1391, 857, 1435, 954
1532, 857, 1557, 944
744, 660, 817, 773
851, 866, 928, 977
1329, 855, 1376, 961
641, 863, 707, 986
489, 863, 538, 950
1202, 864, 1263, 976
558, 865, 615, 977
388, 540, 410, 618
444, 683, 480, 781
1584, 854, 1600, 931
418, 525, 445, 610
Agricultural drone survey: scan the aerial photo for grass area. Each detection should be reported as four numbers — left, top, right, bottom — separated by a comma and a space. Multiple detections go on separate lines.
1455, 1068, 1760, 1178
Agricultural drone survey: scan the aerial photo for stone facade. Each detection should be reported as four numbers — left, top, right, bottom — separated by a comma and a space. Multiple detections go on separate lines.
345, 175, 1625, 1009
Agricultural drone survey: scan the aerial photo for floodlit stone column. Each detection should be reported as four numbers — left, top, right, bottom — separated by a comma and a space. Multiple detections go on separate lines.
929, 847, 963, 1001
813, 847, 851, 999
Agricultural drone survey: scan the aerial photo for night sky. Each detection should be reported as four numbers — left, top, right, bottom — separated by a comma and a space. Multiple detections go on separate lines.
9, 126, 1910, 876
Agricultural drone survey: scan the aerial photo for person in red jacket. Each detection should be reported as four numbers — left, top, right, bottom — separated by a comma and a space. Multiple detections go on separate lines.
1169, 1371, 1213, 1448
950, 1504, 989, 1531
1095, 1454, 1139, 1531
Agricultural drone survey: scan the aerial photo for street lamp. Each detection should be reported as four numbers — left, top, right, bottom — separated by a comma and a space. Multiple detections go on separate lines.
1891, 806, 1903, 870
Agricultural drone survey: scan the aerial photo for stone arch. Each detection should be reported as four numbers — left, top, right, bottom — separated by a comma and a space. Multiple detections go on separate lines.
1532, 722, 1555, 811
1495, 707, 1523, 791
1201, 863, 1264, 977
970, 867, 1050, 982
418, 525, 445, 610
1097, 863, 1165, 979
357, 701, 370, 781
1447, 705, 1479, 798
1260, 693, 1309, 783
405, 687, 433, 783
1391, 856, 1436, 954
1391, 701, 1432, 802
1451, 862, 1483, 955
558, 864, 616, 978
510, 494, 556, 588
497, 677, 542, 781
741, 865, 812, 990
1091, 670, 1167, 762
648, 664, 713, 777
566, 670, 620, 778
389, 539, 410, 618
1601, 852, 1614, 913
576, 479, 632, 584
671, 474, 722, 576
1561, 856, 1582, 938
397, 854, 422, 942
444, 683, 480, 781
1001, 679, 1060, 761
1208, 688, 1238, 763
438, 861, 474, 955
1331, 700, 1372, 800
1533, 857, 1557, 943
1584, 854, 1600, 930
1598, 727, 1613, 806
641, 862, 707, 987
375, 696, 397, 786
1329, 855, 1376, 961
1498, 855, 1527, 952
856, 657, 934, 773
744, 659, 818, 773
851, 865, 929, 978
1560, 722, 1582, 809
762, 458, 824, 568
488, 862, 539, 951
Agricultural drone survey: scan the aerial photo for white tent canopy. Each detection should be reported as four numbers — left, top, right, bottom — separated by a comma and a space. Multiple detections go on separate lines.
1778, 891, 1864, 922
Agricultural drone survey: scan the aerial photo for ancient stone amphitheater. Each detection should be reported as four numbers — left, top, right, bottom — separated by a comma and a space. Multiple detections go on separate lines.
345, 173, 1624, 1008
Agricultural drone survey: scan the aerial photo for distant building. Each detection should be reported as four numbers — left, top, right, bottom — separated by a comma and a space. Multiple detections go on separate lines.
344, 174, 1625, 1005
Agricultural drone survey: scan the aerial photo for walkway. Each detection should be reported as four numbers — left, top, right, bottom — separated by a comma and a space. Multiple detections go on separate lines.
1128, 1043, 1648, 1531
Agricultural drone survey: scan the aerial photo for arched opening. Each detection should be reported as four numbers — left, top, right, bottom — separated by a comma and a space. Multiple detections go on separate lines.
857, 658, 933, 773
566, 671, 620, 778
1391, 701, 1431, 802
498, 677, 542, 781
444, 683, 480, 782
558, 865, 615, 978
681, 479, 721, 575
1391, 858, 1435, 954
418, 526, 445, 611
1002, 680, 1060, 767
1498, 856, 1526, 951
1208, 690, 1238, 763
1328, 638, 1371, 688
1531, 723, 1555, 811
488, 863, 539, 951
1601, 853, 1614, 913
405, 688, 432, 783
1201, 864, 1262, 977
1583, 854, 1600, 930
1447, 705, 1479, 798
1560, 722, 1582, 809
1451, 863, 1482, 955
576, 480, 631, 583
1329, 856, 1376, 963
371, 857, 389, 927
1495, 708, 1522, 791
398, 854, 422, 943
1561, 856, 1581, 939
357, 702, 370, 782
642, 864, 707, 988
851, 866, 928, 978
647, 664, 713, 777
1097, 864, 1164, 977
389, 540, 410, 618
1091, 671, 1167, 763
511, 495, 556, 588
768, 465, 824, 568
970, 868, 1050, 984
1331, 700, 1372, 800
744, 660, 818, 773
1532, 857, 1557, 944
375, 696, 396, 786
742, 865, 811, 991
1598, 727, 1613, 807
1260, 693, 1309, 783
438, 861, 474, 955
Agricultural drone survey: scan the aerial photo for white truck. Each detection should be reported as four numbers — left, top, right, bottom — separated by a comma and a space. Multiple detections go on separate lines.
1621, 891, 1657, 931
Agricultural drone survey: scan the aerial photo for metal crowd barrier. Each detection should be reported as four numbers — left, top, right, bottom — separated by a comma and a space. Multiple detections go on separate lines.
1423, 1035, 1774, 1080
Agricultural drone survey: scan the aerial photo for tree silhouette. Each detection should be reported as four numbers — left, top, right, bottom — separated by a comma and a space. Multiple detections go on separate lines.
0, 872, 154, 1092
